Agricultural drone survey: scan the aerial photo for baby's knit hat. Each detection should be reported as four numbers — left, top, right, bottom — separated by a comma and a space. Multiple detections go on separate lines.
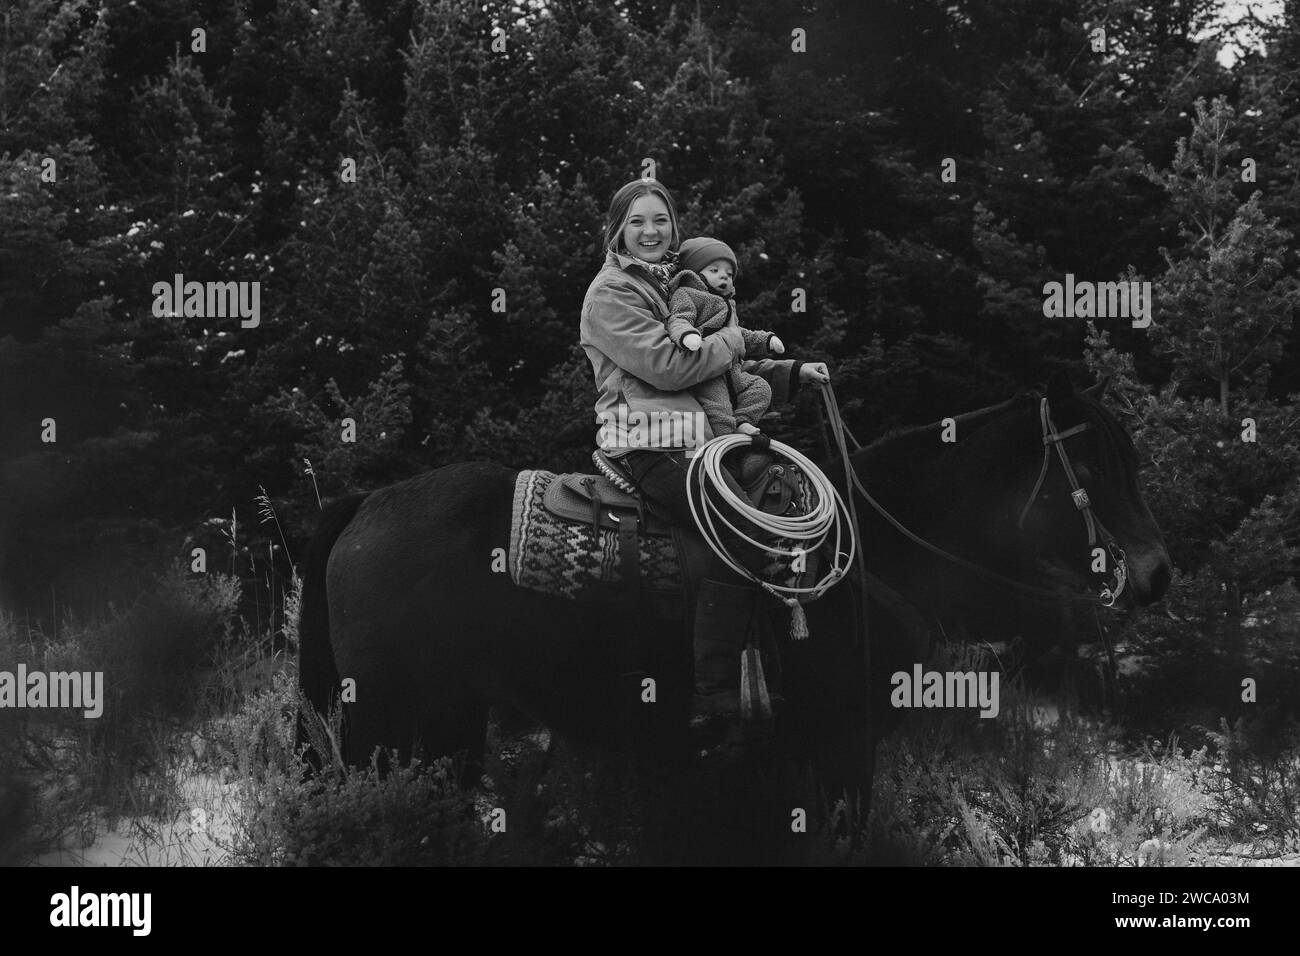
677, 237, 737, 278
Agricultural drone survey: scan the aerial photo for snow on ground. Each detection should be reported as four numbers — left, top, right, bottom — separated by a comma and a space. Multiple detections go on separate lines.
30, 767, 243, 867
20, 728, 1298, 867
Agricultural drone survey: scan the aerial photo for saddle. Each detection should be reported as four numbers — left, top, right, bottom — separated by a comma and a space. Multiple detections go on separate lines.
534, 450, 804, 730
531, 452, 932, 644
537, 449, 810, 606
539, 460, 673, 607
542, 450, 803, 539
542, 464, 673, 537
548, 448, 797, 522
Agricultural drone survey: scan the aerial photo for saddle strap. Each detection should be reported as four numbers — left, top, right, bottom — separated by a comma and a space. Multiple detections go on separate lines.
617, 515, 641, 599
740, 646, 773, 722
735, 451, 801, 515
582, 476, 602, 536
752, 466, 799, 514
616, 512, 646, 723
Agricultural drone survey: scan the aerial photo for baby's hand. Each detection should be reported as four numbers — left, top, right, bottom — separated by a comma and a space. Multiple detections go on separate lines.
769, 335, 784, 354
682, 331, 703, 351
737, 422, 761, 436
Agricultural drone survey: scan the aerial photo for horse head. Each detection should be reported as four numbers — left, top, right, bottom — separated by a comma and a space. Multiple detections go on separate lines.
1004, 372, 1171, 607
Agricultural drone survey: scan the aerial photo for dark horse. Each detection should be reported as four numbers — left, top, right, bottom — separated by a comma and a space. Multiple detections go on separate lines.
297, 374, 1171, 838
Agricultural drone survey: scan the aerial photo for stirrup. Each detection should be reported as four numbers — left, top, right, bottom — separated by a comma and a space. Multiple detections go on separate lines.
689, 712, 746, 758
690, 712, 774, 758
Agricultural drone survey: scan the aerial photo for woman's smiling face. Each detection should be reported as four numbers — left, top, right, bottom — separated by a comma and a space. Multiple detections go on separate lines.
621, 194, 673, 263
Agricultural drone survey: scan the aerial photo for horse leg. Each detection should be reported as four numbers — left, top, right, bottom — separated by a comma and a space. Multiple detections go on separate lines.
430, 698, 490, 791
325, 465, 543, 786
328, 563, 485, 770
811, 714, 874, 829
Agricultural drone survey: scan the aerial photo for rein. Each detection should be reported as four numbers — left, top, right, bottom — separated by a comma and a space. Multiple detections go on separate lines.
817, 385, 1126, 609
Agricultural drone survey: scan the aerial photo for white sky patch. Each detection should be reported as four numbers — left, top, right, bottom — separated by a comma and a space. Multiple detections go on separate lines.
1199, 0, 1284, 66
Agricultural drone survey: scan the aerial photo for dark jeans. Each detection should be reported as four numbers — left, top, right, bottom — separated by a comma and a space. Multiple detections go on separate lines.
620, 449, 769, 579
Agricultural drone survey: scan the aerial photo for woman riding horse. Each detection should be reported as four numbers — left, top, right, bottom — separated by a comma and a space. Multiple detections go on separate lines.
295, 178, 1173, 858
578, 178, 830, 741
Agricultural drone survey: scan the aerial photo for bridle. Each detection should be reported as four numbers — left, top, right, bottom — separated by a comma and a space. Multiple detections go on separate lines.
820, 387, 1128, 609
1014, 397, 1128, 608
815, 385, 1131, 713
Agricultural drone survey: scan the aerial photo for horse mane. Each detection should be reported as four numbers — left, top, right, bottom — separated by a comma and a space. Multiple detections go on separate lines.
863, 392, 1031, 458
855, 387, 1140, 491
1071, 392, 1141, 490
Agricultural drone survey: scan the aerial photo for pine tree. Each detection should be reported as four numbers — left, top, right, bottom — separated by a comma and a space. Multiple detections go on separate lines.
1085, 95, 1300, 729
1146, 96, 1297, 415
1232, 0, 1300, 398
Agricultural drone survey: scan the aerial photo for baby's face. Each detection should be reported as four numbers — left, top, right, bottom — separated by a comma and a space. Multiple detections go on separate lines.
699, 260, 735, 296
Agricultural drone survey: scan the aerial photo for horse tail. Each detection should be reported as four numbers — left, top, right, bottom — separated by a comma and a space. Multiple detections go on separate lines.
296, 492, 368, 769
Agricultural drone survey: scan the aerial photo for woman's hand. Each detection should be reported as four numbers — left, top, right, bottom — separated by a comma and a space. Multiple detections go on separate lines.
799, 362, 830, 385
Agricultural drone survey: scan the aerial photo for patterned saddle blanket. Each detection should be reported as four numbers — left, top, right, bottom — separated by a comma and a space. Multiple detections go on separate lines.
507, 468, 820, 611
508, 469, 682, 597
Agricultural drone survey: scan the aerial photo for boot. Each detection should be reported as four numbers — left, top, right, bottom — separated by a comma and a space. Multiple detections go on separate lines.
689, 578, 758, 751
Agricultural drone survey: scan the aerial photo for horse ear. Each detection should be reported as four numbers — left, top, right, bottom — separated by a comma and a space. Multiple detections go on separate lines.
1083, 376, 1110, 400
1046, 369, 1074, 405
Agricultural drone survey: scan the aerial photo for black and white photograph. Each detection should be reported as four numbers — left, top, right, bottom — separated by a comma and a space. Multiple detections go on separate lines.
0, 0, 1294, 924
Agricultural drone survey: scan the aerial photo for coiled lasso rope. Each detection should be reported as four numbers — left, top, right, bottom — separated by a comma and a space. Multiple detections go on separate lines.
685, 431, 857, 639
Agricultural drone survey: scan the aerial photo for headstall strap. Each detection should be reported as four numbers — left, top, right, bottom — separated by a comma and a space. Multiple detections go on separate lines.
1017, 397, 1130, 605
1018, 397, 1097, 543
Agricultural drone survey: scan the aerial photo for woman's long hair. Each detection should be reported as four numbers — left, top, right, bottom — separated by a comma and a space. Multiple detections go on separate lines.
602, 179, 681, 257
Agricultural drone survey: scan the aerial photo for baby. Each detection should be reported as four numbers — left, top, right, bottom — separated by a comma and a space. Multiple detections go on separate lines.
665, 237, 784, 437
